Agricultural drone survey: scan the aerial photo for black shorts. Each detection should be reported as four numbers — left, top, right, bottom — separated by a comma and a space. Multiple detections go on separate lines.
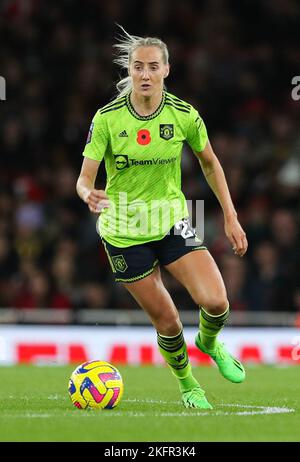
101, 218, 207, 283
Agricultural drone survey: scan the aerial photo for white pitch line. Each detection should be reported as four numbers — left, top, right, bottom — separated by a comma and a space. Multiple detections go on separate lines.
124, 398, 180, 405
124, 398, 295, 413
2, 396, 294, 418
2, 403, 294, 418
1, 408, 294, 418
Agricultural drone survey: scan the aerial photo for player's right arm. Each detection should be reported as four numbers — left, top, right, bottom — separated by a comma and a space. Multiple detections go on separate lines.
76, 111, 109, 214
76, 158, 109, 214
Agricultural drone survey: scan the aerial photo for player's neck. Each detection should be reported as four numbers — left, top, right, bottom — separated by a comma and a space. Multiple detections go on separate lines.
130, 90, 163, 116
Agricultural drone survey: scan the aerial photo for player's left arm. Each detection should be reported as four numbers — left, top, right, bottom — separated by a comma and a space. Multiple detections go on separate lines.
195, 141, 248, 257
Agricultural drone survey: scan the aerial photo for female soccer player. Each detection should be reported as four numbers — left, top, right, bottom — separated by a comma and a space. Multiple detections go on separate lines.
76, 28, 248, 409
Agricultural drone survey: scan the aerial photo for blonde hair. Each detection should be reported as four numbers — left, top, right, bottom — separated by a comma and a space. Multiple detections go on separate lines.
113, 25, 169, 97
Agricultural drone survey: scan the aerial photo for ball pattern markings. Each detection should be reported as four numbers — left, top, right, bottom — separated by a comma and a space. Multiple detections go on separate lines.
68, 361, 124, 410
99, 371, 122, 408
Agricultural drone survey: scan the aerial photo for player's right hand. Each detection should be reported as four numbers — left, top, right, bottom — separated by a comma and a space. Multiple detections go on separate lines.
85, 189, 110, 214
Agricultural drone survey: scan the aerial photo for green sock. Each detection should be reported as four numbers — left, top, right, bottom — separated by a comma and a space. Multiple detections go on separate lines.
157, 330, 199, 393
198, 305, 229, 351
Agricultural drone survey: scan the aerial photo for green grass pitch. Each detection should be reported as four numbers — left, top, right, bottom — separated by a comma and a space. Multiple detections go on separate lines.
0, 364, 299, 442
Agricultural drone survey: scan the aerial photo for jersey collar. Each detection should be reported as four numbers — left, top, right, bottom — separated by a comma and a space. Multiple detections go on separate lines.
126, 92, 166, 121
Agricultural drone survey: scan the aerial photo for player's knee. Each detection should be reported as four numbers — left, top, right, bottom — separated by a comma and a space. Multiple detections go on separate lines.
201, 297, 229, 316
155, 313, 182, 336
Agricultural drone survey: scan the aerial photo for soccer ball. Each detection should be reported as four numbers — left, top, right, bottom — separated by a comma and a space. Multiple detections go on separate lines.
68, 360, 124, 410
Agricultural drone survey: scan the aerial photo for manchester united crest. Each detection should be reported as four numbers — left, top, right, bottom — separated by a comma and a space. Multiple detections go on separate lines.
160, 124, 174, 140
112, 255, 128, 273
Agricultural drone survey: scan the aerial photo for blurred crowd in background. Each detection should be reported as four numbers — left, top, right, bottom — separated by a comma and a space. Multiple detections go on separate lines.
0, 0, 299, 313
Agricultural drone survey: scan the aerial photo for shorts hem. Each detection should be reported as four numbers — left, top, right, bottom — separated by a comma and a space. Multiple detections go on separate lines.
115, 260, 159, 283
162, 245, 207, 266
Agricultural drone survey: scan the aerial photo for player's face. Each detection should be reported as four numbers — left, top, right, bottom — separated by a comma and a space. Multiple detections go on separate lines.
129, 46, 169, 97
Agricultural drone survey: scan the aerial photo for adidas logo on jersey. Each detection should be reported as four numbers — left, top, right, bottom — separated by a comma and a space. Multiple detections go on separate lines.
119, 130, 128, 137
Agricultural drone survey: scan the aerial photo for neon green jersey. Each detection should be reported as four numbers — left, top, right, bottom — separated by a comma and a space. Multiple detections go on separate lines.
82, 91, 208, 247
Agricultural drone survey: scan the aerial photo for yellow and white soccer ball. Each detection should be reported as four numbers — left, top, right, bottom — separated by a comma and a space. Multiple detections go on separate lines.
68, 360, 124, 410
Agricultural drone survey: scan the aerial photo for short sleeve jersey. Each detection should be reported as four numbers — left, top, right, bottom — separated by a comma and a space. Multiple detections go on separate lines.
83, 91, 208, 247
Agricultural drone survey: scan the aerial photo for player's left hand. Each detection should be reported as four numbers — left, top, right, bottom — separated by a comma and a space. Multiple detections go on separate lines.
224, 216, 248, 257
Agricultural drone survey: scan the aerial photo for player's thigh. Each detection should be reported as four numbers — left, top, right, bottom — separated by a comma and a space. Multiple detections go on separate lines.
122, 266, 181, 335
164, 249, 228, 313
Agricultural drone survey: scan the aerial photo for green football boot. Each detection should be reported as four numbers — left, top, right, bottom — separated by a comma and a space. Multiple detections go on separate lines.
181, 387, 213, 409
195, 334, 245, 383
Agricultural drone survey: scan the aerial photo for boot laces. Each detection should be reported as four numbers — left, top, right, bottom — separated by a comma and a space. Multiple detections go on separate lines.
214, 342, 227, 360
188, 387, 205, 401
